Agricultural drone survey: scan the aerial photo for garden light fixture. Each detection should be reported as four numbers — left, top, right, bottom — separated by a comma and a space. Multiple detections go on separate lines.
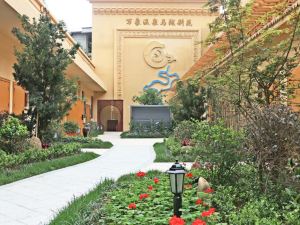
167, 160, 186, 217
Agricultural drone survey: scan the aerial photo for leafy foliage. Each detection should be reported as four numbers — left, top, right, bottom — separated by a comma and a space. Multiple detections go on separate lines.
0, 116, 29, 154
174, 120, 198, 142
60, 136, 113, 149
133, 89, 164, 105
12, 10, 79, 138
205, 0, 300, 121
50, 171, 219, 225
0, 152, 98, 186
0, 142, 81, 169
192, 121, 245, 184
122, 121, 172, 138
246, 104, 300, 189
170, 79, 208, 122
88, 121, 104, 137
63, 121, 80, 134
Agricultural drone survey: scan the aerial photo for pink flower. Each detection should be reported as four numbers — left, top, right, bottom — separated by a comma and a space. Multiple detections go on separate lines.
128, 203, 136, 209
136, 171, 146, 178
139, 193, 149, 200
192, 219, 206, 225
154, 177, 160, 184
169, 216, 185, 225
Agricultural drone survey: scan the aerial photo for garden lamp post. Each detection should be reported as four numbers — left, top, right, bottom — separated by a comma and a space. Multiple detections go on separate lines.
167, 160, 186, 217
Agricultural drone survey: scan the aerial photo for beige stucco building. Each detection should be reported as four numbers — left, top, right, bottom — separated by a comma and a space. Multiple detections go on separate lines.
90, 0, 216, 131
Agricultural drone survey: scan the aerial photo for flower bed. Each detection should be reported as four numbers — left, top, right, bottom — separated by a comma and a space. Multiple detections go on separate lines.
50, 164, 300, 225
50, 170, 220, 225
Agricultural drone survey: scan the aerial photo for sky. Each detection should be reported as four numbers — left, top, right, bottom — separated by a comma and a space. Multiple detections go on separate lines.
44, 0, 92, 32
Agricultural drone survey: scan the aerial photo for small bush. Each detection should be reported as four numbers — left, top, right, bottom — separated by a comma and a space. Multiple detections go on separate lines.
40, 121, 64, 143
193, 121, 245, 184
173, 120, 197, 143
0, 116, 29, 154
165, 136, 182, 156
88, 121, 104, 137
63, 121, 79, 134
246, 105, 300, 188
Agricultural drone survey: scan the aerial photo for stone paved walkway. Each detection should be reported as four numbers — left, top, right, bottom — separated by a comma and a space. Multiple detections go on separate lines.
0, 132, 163, 225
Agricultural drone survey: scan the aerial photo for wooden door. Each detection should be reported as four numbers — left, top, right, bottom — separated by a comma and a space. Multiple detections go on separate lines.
98, 100, 123, 131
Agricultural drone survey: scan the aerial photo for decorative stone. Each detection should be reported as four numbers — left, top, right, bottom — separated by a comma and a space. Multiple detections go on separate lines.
28, 136, 42, 149
197, 177, 210, 192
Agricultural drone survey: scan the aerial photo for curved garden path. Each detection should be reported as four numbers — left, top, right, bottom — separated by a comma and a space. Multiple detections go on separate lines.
0, 132, 163, 225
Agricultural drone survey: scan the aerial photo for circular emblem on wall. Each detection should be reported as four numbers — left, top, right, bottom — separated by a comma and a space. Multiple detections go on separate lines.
143, 41, 176, 69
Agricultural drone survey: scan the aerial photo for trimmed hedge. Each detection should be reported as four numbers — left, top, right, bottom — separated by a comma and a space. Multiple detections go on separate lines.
60, 136, 113, 149
120, 131, 167, 138
0, 143, 81, 169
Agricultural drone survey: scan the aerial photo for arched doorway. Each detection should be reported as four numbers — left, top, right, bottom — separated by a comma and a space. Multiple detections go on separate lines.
97, 100, 123, 131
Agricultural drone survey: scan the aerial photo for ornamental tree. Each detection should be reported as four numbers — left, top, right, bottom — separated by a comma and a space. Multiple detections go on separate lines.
169, 78, 208, 122
12, 10, 79, 139
205, 0, 300, 119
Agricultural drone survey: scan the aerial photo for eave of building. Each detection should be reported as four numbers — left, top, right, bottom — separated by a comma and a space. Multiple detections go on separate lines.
3, 0, 107, 92
89, 0, 208, 3
182, 0, 300, 80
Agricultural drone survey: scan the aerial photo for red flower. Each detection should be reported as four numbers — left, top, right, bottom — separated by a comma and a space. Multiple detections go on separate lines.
185, 173, 193, 178
201, 208, 216, 217
192, 219, 206, 225
195, 199, 202, 205
169, 216, 185, 225
136, 171, 146, 178
154, 177, 160, 184
128, 203, 136, 209
209, 208, 216, 213
139, 193, 149, 200
148, 185, 153, 191
204, 188, 214, 193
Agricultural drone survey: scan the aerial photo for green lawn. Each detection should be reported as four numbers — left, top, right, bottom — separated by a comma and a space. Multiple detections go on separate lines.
0, 152, 98, 186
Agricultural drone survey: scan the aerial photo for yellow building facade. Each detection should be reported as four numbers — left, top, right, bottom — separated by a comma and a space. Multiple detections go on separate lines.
89, 0, 216, 130
1, 0, 216, 132
0, 0, 106, 130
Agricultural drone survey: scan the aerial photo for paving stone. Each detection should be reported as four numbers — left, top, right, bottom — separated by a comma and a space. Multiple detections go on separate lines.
0, 132, 162, 225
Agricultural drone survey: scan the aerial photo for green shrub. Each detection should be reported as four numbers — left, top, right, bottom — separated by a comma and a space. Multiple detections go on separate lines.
0, 142, 81, 169
60, 136, 113, 149
63, 121, 79, 134
40, 121, 65, 143
0, 116, 29, 154
165, 136, 182, 156
88, 121, 104, 137
192, 121, 245, 184
228, 198, 281, 225
173, 120, 197, 142
132, 89, 164, 105
122, 121, 172, 138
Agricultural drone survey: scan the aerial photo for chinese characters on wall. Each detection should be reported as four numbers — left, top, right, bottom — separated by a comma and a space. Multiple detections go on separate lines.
126, 18, 193, 27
